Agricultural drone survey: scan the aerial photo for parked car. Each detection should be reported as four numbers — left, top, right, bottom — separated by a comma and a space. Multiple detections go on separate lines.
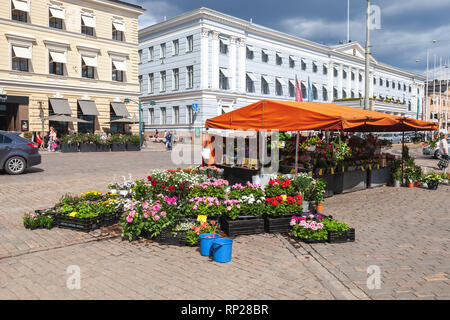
423, 138, 450, 159
376, 133, 403, 144
0, 131, 41, 175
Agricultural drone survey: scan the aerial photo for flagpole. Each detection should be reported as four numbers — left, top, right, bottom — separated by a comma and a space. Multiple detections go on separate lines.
440, 57, 442, 129
425, 50, 429, 121
347, 0, 350, 43
364, 0, 371, 110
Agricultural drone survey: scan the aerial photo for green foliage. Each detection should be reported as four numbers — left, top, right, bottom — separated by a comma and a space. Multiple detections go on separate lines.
322, 218, 349, 232
312, 178, 327, 205
291, 224, 328, 240
125, 135, 140, 145
106, 134, 123, 145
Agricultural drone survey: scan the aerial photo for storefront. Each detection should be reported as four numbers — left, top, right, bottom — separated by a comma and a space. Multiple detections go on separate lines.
0, 95, 29, 132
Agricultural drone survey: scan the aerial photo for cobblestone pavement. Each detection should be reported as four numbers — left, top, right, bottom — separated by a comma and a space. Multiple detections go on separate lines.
0, 146, 449, 300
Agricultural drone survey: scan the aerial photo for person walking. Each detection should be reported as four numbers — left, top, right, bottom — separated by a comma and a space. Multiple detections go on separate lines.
49, 127, 57, 152
166, 131, 173, 151
438, 131, 449, 173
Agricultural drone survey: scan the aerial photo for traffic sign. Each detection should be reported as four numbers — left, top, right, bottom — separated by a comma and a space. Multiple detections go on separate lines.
193, 103, 199, 113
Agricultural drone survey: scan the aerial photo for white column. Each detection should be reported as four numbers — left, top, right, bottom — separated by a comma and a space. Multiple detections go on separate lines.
328, 61, 334, 102
211, 31, 220, 90
346, 66, 352, 97
354, 68, 360, 97
338, 64, 343, 98
229, 36, 237, 92
201, 28, 210, 90
238, 38, 246, 94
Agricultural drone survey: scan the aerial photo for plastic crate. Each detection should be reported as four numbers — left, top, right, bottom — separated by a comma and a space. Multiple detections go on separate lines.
219, 215, 264, 237
327, 228, 355, 243
55, 215, 101, 232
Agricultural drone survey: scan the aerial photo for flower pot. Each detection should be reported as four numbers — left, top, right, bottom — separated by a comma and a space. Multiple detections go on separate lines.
79, 143, 97, 152
316, 203, 324, 213
394, 180, 401, 188
126, 143, 140, 152
61, 144, 78, 153
408, 182, 414, 188
302, 201, 310, 213
111, 143, 126, 152
421, 182, 428, 189
96, 144, 110, 152
415, 182, 422, 187
427, 181, 439, 190
219, 215, 264, 237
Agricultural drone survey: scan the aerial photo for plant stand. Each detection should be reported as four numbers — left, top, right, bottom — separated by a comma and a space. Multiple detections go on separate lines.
79, 143, 97, 152
264, 214, 293, 233
126, 144, 140, 151
101, 212, 121, 227
111, 143, 126, 152
367, 166, 391, 188
55, 215, 101, 232
219, 215, 264, 236
333, 169, 367, 194
327, 228, 356, 243
60, 144, 78, 153
154, 229, 187, 246
96, 144, 110, 152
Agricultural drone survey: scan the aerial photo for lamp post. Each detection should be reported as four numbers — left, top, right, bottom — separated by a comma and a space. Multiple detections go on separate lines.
364, 0, 371, 110
39, 102, 45, 150
124, 98, 142, 151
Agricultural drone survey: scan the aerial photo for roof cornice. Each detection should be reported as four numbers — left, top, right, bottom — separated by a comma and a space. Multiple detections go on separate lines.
139, 7, 424, 81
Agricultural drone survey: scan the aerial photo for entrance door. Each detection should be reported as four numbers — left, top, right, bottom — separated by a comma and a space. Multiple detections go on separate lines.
0, 104, 8, 131
0, 103, 18, 131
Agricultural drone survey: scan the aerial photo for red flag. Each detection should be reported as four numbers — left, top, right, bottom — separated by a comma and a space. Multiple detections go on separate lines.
296, 75, 303, 102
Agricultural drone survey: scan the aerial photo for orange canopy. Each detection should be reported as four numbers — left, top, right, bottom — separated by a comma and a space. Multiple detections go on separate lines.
205, 100, 438, 132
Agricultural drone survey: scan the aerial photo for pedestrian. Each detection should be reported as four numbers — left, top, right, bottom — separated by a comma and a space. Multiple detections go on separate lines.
155, 129, 159, 139
438, 131, 449, 173
173, 131, 177, 145
163, 130, 168, 146
166, 131, 173, 151
49, 127, 57, 152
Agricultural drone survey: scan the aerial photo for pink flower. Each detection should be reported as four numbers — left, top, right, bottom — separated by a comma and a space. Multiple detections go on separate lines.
290, 219, 296, 226
193, 205, 198, 210
236, 204, 241, 209
126, 215, 133, 223
227, 206, 232, 211
154, 215, 160, 221
160, 211, 167, 217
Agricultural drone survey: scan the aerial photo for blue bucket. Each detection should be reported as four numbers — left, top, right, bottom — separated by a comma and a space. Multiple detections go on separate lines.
199, 233, 219, 256
211, 238, 233, 263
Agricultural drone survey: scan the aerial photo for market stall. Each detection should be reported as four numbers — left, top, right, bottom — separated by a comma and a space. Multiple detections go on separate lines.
205, 100, 438, 192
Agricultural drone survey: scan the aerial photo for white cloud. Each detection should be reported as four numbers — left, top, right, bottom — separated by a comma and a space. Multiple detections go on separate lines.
128, 0, 182, 28
381, 0, 450, 16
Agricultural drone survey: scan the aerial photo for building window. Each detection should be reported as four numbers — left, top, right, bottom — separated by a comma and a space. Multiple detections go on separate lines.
81, 15, 95, 36
49, 8, 64, 29
138, 50, 142, 63
312, 85, 318, 100
359, 73, 363, 82
160, 43, 166, 59
380, 78, 383, 86
112, 22, 125, 41
373, 77, 376, 84
342, 90, 347, 98
398, 82, 401, 90
392, 81, 395, 89
404, 84, 406, 91
262, 50, 269, 63
11, 47, 29, 72
333, 88, 338, 99
187, 105, 194, 124
173, 68, 179, 90
261, 76, 269, 94
148, 73, 154, 93
160, 107, 166, 125
138, 76, 143, 92
246, 75, 255, 93
343, 70, 347, 79
219, 69, 229, 90
289, 81, 295, 97
323, 65, 328, 75
334, 68, 338, 77
173, 39, 179, 56
351, 72, 355, 81
289, 56, 295, 68
186, 35, 193, 52
312, 63, 318, 73
49, 52, 64, 75
408, 101, 411, 111
148, 47, 154, 61
11, 0, 29, 22
301, 83, 307, 99
276, 53, 282, 66
160, 71, 166, 92
173, 106, 179, 124
81, 56, 96, 79
148, 108, 155, 124
186, 66, 193, 89
219, 39, 228, 54
246, 47, 254, 60
351, 90, 355, 98
409, 85, 412, 92
112, 61, 124, 82
386, 80, 389, 88
276, 79, 283, 96
301, 60, 307, 71
322, 86, 328, 101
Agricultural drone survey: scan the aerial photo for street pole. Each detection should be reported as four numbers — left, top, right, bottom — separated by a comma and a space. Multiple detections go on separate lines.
347, 0, 350, 43
446, 59, 449, 131
138, 101, 142, 151
425, 50, 429, 121
364, 0, 371, 110
439, 57, 443, 130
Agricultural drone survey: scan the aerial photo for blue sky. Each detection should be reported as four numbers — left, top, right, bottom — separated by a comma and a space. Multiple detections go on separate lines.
130, 0, 450, 77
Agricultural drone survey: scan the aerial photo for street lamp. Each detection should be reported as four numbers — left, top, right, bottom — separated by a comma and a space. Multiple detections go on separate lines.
124, 98, 142, 151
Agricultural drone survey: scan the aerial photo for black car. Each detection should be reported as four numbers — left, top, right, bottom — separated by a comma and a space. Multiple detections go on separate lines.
0, 131, 41, 175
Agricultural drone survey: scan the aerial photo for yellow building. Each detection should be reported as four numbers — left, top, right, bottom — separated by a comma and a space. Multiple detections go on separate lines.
0, 0, 144, 135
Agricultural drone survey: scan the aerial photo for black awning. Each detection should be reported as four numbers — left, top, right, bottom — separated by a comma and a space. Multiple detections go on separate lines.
49, 98, 71, 115
110, 102, 129, 117
78, 100, 99, 116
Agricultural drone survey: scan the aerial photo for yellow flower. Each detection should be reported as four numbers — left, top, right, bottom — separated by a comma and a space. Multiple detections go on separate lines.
135, 212, 139, 218
281, 195, 287, 201
69, 212, 78, 217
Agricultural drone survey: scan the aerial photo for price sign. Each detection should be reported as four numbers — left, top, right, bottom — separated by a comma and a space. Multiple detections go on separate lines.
197, 215, 207, 224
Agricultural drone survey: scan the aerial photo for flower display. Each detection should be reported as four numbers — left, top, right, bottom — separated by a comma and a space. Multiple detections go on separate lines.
227, 181, 265, 199
187, 179, 229, 198
185, 220, 218, 246
184, 196, 224, 217
265, 194, 303, 216
264, 178, 295, 197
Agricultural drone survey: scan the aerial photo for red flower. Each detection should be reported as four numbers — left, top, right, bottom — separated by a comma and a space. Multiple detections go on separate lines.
269, 180, 275, 186
147, 176, 151, 181
329, 145, 332, 150
161, 185, 166, 189
151, 181, 157, 186
297, 200, 302, 204
168, 186, 175, 191
286, 180, 292, 186
272, 200, 279, 206
179, 185, 185, 190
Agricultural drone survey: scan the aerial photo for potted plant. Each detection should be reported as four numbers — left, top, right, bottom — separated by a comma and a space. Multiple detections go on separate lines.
423, 172, 443, 190
108, 134, 126, 152
125, 135, 141, 151
392, 169, 402, 188
60, 134, 79, 153
292, 173, 314, 213
96, 135, 110, 152
79, 133, 99, 152
404, 167, 416, 188
312, 178, 326, 213
414, 166, 423, 187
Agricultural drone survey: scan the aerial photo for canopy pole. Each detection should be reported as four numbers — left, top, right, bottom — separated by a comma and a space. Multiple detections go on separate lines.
295, 131, 299, 176
401, 129, 405, 185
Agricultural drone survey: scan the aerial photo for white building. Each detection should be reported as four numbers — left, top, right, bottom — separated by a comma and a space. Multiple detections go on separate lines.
138, 7, 425, 137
